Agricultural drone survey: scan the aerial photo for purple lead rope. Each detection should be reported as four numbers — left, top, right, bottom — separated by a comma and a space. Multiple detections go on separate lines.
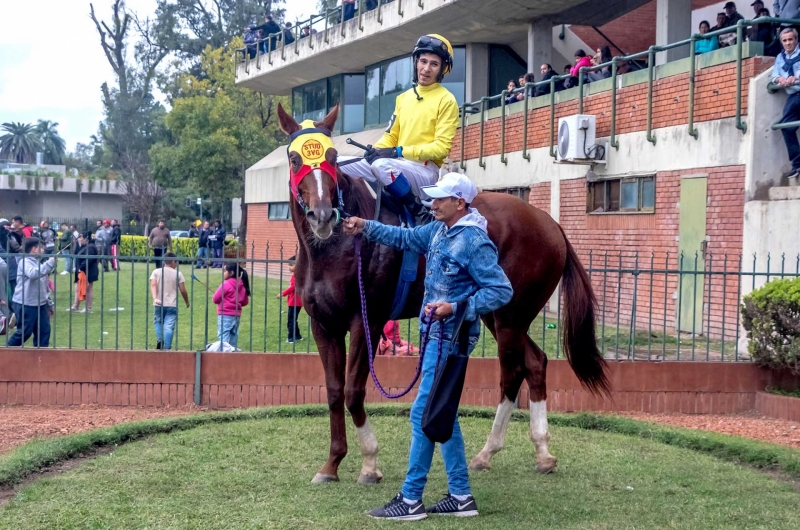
355, 235, 433, 399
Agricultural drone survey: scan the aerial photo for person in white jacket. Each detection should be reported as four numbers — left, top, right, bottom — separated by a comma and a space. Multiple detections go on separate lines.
6, 238, 56, 347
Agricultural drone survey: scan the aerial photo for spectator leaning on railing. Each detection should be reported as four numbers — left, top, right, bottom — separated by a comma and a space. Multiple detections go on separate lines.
772, 27, 800, 180
535, 64, 556, 96
750, 8, 781, 56
696, 20, 720, 54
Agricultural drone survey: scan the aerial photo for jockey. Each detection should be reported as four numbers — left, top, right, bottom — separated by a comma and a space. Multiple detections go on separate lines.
341, 34, 460, 220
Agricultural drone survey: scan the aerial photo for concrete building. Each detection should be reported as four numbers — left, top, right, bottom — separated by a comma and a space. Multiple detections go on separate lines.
0, 175, 125, 221
238, 0, 798, 343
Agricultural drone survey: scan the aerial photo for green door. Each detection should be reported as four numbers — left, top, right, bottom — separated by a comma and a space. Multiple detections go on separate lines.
678, 176, 707, 333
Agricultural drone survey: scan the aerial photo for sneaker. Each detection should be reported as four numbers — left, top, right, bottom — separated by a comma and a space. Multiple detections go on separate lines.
426, 494, 478, 517
286, 338, 294, 343
366, 493, 426, 521
60, 271, 69, 276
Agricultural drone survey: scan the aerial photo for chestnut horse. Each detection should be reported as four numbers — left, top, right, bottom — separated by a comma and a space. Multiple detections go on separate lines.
277, 104, 608, 484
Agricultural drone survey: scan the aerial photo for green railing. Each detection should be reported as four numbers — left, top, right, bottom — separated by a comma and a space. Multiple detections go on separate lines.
457, 16, 798, 167
235, 0, 405, 77
1, 246, 791, 361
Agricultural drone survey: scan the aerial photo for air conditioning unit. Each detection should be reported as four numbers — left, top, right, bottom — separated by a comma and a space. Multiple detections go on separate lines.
556, 114, 599, 164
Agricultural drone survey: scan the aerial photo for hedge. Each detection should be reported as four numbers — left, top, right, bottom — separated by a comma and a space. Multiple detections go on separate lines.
741, 277, 800, 375
119, 236, 241, 259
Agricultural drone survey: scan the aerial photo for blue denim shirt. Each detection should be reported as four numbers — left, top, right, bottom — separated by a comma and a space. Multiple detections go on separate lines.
363, 209, 513, 341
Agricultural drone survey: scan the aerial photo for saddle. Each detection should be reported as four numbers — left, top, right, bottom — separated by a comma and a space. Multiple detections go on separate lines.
365, 180, 429, 320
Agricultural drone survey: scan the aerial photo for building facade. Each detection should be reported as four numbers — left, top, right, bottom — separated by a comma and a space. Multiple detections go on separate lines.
237, 0, 798, 342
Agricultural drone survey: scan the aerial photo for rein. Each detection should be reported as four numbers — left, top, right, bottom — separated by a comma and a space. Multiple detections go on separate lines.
355, 235, 432, 398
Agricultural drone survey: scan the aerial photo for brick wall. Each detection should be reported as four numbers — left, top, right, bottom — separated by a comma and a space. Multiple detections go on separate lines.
529, 182, 551, 213
559, 166, 744, 342
451, 56, 773, 162
570, 0, 725, 57
3, 349, 798, 414
245, 203, 299, 277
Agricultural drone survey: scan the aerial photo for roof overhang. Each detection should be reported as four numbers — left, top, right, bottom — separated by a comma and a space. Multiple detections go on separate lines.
235, 0, 649, 95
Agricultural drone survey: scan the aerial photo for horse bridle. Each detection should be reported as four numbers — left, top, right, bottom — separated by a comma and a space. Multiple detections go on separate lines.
287, 126, 349, 225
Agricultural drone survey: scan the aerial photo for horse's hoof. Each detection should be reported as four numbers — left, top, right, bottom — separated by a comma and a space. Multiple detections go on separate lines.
358, 471, 383, 485
312, 473, 340, 484
535, 456, 557, 475
468, 457, 492, 472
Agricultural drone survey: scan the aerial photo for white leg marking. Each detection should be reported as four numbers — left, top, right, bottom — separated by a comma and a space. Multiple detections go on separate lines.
356, 420, 382, 480
313, 169, 325, 200
530, 400, 557, 473
470, 398, 514, 470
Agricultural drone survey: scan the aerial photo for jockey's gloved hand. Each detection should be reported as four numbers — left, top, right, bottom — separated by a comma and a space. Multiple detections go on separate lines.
365, 146, 401, 164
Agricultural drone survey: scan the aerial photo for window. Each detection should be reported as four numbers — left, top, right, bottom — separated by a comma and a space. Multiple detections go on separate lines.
488, 187, 531, 203
587, 176, 655, 213
268, 202, 291, 220
343, 74, 365, 133
488, 45, 527, 108
364, 47, 467, 128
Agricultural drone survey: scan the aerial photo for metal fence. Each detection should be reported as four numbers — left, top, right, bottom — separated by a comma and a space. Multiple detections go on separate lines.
1, 245, 795, 361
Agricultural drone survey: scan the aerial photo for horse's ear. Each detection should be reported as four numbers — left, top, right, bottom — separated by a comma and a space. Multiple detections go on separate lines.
315, 104, 339, 133
277, 103, 301, 136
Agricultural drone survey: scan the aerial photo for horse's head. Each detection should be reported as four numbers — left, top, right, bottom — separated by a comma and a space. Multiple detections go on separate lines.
278, 104, 341, 240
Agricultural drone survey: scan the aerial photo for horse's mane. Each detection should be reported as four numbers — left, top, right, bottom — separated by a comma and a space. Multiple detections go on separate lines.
338, 170, 377, 221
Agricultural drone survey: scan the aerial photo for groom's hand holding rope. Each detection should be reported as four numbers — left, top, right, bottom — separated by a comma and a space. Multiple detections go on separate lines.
343, 217, 366, 236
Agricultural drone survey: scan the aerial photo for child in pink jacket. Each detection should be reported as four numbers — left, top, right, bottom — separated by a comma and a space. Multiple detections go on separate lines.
213, 263, 250, 348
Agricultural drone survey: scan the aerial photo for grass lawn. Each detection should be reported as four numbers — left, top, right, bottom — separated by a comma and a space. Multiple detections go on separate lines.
1, 413, 798, 529
6, 261, 742, 360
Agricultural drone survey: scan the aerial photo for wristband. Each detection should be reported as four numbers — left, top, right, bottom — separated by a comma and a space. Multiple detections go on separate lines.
397, 146, 403, 158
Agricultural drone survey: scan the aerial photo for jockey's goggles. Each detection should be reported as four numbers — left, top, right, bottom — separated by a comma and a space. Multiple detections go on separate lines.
415, 35, 449, 56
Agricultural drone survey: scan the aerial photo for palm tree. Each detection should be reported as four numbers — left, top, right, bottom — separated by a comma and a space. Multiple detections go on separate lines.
0, 122, 43, 164
36, 120, 66, 165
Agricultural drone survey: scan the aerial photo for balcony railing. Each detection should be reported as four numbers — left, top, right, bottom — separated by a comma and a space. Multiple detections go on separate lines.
459, 16, 798, 170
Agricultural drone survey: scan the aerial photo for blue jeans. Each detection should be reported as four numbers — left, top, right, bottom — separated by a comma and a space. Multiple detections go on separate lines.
401, 338, 473, 500
781, 92, 800, 171
153, 306, 178, 349
64, 256, 73, 273
212, 248, 223, 268
6, 303, 50, 347
217, 315, 241, 348
196, 247, 208, 268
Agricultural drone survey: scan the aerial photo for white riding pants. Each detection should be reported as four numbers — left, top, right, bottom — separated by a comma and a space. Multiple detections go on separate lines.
339, 157, 439, 199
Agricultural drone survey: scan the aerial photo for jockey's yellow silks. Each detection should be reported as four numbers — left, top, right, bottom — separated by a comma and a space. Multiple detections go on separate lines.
374, 83, 460, 168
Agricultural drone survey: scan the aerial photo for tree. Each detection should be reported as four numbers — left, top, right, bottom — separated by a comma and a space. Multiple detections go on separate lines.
36, 120, 67, 165
120, 153, 164, 235
90, 0, 170, 167
151, 0, 286, 70
0, 122, 43, 164
150, 40, 287, 220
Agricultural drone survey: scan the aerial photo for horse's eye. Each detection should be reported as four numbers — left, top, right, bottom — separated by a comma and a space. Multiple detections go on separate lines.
291, 157, 301, 170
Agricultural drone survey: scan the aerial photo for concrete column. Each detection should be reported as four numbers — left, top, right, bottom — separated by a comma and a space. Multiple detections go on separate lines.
528, 17, 553, 74
655, 0, 692, 65
465, 43, 489, 103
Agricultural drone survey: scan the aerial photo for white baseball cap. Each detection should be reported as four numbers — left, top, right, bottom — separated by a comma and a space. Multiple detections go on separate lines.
420, 172, 478, 203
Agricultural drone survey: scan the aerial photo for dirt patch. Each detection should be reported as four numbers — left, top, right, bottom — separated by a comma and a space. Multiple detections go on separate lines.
618, 411, 800, 449
0, 446, 115, 508
0, 404, 201, 455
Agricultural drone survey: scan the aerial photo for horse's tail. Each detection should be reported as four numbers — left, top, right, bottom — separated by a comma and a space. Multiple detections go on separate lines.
557, 225, 610, 396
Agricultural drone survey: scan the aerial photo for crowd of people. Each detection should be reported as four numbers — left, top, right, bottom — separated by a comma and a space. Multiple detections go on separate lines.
497, 1, 798, 103
243, 1, 394, 58
0, 214, 256, 352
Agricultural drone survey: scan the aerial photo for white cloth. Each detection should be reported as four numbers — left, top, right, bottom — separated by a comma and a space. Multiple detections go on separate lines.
205, 340, 240, 352
339, 157, 439, 199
